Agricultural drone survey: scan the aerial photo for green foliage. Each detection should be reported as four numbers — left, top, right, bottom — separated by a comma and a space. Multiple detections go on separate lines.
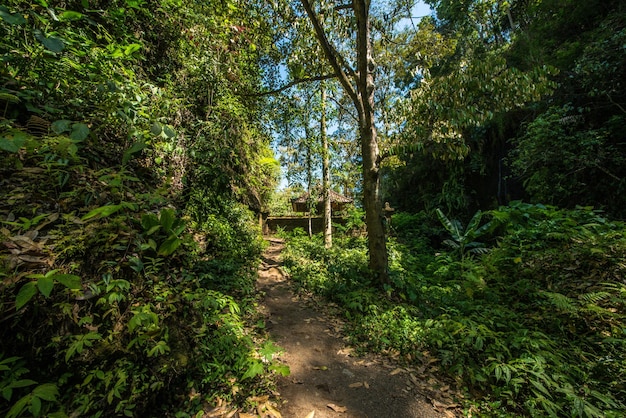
0, 356, 62, 418
436, 208, 492, 258
15, 270, 81, 310
510, 105, 626, 214
139, 208, 186, 256
0, 0, 283, 416
283, 205, 626, 416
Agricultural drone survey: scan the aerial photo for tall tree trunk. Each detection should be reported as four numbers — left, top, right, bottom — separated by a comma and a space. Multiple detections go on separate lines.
301, 0, 389, 284
321, 83, 332, 248
354, 0, 388, 283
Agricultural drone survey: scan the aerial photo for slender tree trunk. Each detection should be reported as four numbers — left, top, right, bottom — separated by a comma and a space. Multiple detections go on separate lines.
305, 124, 313, 238
321, 83, 332, 248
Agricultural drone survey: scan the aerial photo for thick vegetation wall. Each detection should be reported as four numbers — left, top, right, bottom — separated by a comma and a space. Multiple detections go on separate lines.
0, 1, 280, 416
386, 0, 626, 219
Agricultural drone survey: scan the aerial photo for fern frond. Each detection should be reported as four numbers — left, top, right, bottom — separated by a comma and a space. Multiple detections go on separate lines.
540, 291, 578, 314
579, 291, 610, 305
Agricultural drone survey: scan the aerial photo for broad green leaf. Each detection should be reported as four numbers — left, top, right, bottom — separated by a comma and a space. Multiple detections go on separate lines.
0, 356, 21, 365
15, 282, 38, 310
159, 208, 175, 231
269, 364, 290, 376
145, 225, 161, 236
70, 123, 89, 141
37, 277, 54, 298
2, 387, 12, 401
59, 11, 83, 21
0, 137, 19, 153
43, 269, 60, 278
0, 93, 20, 103
82, 204, 123, 221
33, 383, 59, 401
172, 221, 186, 236
128, 256, 144, 272
7, 394, 31, 418
158, 236, 182, 256
54, 274, 81, 289
34, 31, 65, 53
150, 122, 162, 136
260, 341, 282, 361
141, 213, 160, 231
124, 43, 142, 55
51, 120, 72, 134
465, 210, 483, 235
0, 130, 27, 153
163, 125, 176, 138
44, 36, 65, 52
10, 379, 37, 389
0, 6, 26, 25
241, 360, 264, 380
122, 140, 147, 164
436, 208, 462, 240
30, 395, 41, 416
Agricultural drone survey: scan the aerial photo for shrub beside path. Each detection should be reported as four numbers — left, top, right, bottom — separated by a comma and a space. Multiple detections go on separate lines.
257, 237, 455, 418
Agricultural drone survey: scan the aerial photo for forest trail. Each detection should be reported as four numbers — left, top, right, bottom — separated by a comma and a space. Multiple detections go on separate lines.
257, 238, 455, 418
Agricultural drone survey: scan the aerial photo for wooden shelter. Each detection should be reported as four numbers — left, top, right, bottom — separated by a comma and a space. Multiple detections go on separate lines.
291, 189, 353, 213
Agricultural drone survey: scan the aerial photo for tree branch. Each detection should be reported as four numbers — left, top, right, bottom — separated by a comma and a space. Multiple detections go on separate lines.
327, 94, 359, 123
334, 3, 353, 11
243, 74, 338, 97
300, 0, 359, 106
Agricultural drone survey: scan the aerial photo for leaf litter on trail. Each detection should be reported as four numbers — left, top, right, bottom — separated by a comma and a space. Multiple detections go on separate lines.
389, 367, 405, 375
327, 403, 347, 413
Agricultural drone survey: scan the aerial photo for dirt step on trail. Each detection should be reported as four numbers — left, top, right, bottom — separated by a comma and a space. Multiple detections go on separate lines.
257, 237, 454, 418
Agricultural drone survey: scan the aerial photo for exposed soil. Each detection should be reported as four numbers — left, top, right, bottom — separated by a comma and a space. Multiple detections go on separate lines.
256, 237, 460, 418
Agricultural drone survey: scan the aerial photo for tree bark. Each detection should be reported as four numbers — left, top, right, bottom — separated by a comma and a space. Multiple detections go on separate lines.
321, 83, 332, 248
305, 122, 313, 238
353, 0, 388, 283
300, 0, 389, 284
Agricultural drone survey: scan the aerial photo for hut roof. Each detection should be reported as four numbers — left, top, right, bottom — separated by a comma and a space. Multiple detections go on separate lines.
291, 189, 353, 204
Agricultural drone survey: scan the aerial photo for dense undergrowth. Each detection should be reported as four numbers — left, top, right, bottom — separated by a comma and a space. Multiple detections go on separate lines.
281, 203, 626, 417
1, 1, 283, 417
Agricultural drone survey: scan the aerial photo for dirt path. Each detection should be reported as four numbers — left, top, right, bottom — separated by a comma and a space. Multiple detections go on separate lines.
257, 238, 456, 418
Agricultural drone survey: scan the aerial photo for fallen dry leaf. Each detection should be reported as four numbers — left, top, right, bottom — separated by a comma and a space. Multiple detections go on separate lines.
364, 381, 370, 389
389, 368, 404, 376
304, 411, 315, 418
248, 395, 269, 403
348, 382, 363, 388
263, 402, 282, 418
337, 347, 354, 356
327, 403, 347, 413
431, 399, 460, 411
